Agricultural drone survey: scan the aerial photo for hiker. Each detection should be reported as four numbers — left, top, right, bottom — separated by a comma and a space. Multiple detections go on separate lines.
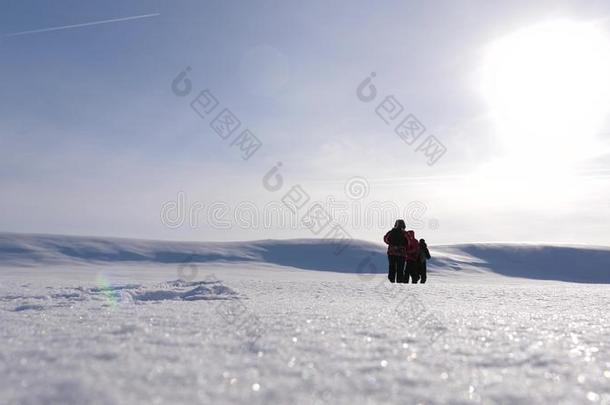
383, 220, 407, 283
417, 238, 431, 283
404, 230, 420, 283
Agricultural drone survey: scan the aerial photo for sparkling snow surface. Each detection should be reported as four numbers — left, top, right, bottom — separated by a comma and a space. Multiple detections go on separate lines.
2, 263, 610, 405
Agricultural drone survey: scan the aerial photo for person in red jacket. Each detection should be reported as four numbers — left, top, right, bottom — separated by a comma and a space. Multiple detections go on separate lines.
404, 230, 420, 283
383, 219, 407, 283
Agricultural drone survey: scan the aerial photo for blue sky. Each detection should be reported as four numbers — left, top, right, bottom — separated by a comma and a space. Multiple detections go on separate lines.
2, 0, 610, 244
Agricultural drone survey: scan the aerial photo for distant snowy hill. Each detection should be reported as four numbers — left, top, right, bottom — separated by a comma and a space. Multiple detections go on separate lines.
2, 232, 610, 404
1, 233, 609, 283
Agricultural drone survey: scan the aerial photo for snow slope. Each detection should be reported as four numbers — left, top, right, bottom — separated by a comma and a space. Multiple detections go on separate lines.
2, 232, 610, 283
1, 233, 610, 404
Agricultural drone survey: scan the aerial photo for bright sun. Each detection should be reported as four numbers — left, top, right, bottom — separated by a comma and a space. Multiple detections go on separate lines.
482, 20, 610, 165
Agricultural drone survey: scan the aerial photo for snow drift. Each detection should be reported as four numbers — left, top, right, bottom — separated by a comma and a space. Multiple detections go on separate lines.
1, 232, 609, 283
2, 232, 610, 404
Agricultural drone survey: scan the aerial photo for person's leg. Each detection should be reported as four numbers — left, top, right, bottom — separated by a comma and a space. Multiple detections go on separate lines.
387, 255, 396, 283
395, 256, 401, 284
420, 262, 427, 284
402, 259, 410, 283
397, 256, 406, 283
410, 261, 420, 283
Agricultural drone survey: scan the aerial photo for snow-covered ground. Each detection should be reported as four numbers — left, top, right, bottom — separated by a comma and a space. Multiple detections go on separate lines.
1, 233, 610, 404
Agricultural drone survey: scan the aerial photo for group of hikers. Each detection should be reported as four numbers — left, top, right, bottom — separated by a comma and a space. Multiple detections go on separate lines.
383, 219, 431, 283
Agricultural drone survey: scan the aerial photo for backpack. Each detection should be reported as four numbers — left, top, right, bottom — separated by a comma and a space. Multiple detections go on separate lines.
388, 228, 406, 246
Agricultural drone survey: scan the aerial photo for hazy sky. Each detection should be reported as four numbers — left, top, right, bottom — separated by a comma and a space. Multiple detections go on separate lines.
2, 0, 610, 244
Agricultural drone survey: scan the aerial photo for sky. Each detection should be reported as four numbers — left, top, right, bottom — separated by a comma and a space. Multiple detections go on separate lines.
2, 0, 610, 245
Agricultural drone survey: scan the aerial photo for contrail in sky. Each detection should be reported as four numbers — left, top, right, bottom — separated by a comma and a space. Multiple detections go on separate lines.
4, 12, 160, 37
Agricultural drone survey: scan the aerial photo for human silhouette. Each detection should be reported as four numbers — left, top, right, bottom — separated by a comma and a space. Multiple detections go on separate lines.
383, 220, 407, 283
417, 238, 431, 283
404, 230, 420, 283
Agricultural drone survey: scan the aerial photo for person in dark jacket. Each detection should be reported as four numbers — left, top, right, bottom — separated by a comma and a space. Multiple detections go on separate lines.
404, 230, 420, 283
417, 238, 431, 283
383, 219, 407, 283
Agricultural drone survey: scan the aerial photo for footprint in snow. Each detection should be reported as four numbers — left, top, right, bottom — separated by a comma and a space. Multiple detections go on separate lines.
124, 279, 238, 302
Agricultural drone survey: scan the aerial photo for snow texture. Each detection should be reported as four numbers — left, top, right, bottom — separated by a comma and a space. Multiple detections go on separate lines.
1, 233, 610, 404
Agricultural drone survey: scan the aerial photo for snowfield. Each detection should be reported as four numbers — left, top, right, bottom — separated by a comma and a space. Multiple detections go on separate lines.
1, 233, 610, 404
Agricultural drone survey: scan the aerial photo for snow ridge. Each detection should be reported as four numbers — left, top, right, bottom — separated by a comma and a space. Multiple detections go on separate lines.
1, 232, 610, 283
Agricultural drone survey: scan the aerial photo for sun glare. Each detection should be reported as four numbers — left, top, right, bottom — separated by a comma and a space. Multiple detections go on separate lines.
482, 20, 610, 165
